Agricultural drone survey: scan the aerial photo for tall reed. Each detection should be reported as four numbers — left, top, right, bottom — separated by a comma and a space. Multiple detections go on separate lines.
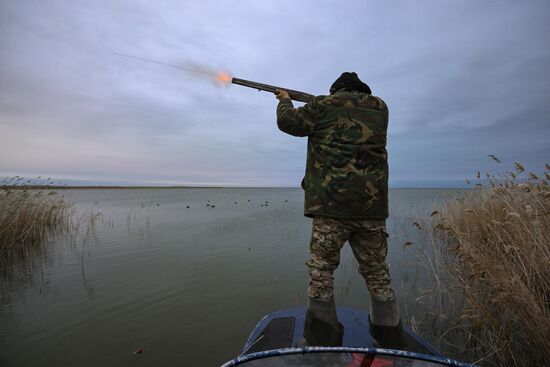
0, 177, 72, 257
427, 162, 550, 366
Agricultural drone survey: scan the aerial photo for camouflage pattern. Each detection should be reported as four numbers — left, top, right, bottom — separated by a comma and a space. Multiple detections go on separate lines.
277, 90, 389, 220
306, 217, 395, 302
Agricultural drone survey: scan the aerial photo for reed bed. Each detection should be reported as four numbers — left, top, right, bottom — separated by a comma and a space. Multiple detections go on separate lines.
425, 162, 550, 366
0, 177, 72, 257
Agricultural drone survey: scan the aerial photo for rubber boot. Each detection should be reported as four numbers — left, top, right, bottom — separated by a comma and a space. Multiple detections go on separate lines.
368, 296, 407, 350
302, 297, 344, 346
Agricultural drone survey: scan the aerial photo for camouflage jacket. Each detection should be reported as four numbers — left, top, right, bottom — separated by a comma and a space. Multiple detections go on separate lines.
277, 90, 389, 219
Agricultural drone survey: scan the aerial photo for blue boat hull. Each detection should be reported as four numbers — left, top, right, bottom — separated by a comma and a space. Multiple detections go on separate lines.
240, 306, 441, 356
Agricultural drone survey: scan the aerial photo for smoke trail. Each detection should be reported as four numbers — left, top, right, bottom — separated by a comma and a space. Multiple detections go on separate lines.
111, 51, 232, 85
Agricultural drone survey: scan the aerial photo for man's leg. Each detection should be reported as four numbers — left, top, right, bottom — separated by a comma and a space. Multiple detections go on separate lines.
348, 221, 395, 304
306, 217, 348, 300
349, 220, 407, 349
303, 217, 348, 346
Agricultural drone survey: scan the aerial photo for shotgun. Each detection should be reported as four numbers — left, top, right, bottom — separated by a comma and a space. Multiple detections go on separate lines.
231, 77, 314, 103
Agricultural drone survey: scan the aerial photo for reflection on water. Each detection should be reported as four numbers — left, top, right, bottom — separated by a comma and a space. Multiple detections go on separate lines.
0, 188, 462, 366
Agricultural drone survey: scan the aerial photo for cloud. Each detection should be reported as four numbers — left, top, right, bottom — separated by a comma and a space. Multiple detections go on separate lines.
1, 1, 549, 186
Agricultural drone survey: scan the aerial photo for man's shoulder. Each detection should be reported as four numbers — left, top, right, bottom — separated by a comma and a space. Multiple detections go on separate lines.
368, 95, 388, 111
314, 92, 387, 111
312, 92, 356, 106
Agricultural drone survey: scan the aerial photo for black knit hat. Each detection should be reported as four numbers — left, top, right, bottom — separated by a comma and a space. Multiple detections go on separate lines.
329, 72, 372, 94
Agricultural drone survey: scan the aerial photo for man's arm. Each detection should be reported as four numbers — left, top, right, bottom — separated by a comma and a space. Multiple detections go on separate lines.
276, 89, 316, 137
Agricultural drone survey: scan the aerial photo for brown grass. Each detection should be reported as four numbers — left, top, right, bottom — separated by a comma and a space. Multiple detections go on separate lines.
0, 177, 72, 257
427, 162, 550, 366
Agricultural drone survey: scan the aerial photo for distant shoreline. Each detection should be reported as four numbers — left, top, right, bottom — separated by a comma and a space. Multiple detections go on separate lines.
1, 185, 469, 190
1, 185, 296, 190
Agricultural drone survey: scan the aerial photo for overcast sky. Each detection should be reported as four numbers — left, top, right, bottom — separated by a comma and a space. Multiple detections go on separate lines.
1, 1, 549, 187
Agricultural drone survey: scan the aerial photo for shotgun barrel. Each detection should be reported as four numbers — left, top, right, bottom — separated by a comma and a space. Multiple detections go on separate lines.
231, 77, 314, 103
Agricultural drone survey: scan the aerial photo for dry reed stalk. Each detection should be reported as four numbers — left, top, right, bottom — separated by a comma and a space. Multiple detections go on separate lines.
431, 162, 550, 366
0, 177, 72, 257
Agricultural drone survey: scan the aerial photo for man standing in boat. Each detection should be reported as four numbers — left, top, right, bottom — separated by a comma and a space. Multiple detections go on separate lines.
275, 72, 405, 348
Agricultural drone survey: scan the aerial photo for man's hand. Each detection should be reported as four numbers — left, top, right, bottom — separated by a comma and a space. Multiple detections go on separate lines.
275, 89, 290, 101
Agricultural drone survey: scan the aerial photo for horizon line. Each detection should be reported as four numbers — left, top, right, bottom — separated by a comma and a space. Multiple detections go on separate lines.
2, 184, 471, 190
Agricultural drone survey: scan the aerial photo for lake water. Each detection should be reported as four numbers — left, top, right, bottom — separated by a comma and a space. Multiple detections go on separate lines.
0, 188, 461, 366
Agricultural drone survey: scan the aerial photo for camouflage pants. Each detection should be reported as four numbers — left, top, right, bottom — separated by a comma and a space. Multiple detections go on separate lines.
306, 217, 395, 302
